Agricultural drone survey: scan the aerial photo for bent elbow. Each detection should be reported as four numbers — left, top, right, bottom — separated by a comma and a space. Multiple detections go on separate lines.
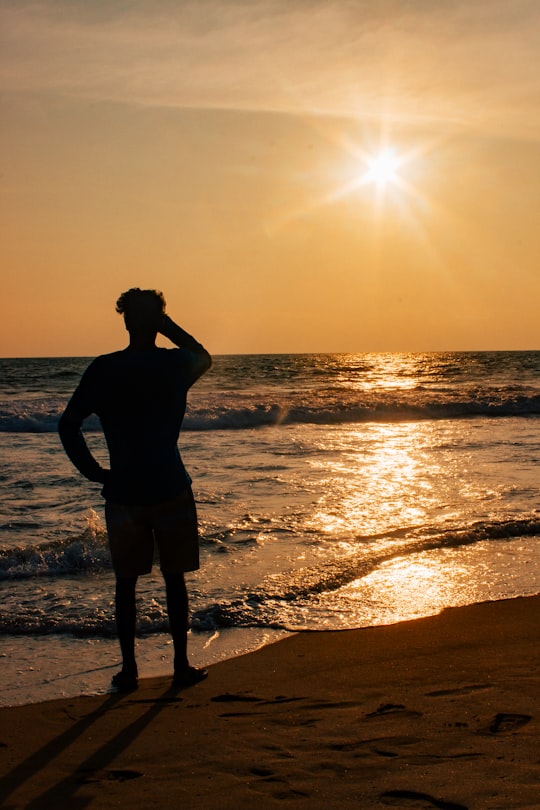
202, 349, 212, 372
58, 409, 81, 441
58, 411, 69, 438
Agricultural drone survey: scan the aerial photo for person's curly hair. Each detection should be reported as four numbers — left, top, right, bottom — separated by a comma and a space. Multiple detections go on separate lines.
115, 288, 166, 315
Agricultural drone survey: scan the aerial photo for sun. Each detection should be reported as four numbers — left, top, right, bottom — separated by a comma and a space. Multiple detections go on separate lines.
267, 135, 422, 233
364, 148, 401, 186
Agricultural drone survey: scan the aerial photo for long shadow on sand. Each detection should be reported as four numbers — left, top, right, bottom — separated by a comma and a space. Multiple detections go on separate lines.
0, 684, 184, 809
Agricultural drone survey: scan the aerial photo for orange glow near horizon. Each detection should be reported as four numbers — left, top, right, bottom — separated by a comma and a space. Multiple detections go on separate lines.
1, 2, 540, 356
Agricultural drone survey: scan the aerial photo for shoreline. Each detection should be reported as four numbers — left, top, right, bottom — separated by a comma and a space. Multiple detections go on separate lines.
1, 594, 538, 808
0, 626, 291, 709
2, 581, 540, 709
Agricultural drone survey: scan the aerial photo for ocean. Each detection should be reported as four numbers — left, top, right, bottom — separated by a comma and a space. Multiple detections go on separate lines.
1, 351, 539, 706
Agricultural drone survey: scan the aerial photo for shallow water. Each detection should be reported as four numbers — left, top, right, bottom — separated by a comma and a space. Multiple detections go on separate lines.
1, 352, 539, 705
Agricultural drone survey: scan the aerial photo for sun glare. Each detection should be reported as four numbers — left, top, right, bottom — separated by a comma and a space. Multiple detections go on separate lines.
364, 148, 401, 186
268, 132, 425, 234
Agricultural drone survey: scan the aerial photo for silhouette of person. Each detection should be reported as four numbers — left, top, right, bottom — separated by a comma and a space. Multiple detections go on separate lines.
59, 288, 212, 691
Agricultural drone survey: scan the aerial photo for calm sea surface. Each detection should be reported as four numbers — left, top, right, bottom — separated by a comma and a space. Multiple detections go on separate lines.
1, 352, 539, 705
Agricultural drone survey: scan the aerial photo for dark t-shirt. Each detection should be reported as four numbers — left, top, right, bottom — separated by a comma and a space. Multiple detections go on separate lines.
61, 348, 205, 505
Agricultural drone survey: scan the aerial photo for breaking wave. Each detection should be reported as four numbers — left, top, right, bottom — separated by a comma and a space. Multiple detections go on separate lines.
1, 393, 539, 433
2, 515, 538, 635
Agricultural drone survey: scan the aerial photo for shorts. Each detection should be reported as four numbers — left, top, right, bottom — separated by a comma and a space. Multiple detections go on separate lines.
105, 488, 200, 577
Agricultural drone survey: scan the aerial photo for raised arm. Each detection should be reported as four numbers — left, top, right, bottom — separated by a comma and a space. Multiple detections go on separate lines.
158, 315, 212, 377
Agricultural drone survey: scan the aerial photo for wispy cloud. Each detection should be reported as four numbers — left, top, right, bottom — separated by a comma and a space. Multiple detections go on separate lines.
1, 0, 540, 136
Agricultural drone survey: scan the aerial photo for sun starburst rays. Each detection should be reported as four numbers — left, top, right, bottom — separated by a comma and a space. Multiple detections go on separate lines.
264, 121, 436, 241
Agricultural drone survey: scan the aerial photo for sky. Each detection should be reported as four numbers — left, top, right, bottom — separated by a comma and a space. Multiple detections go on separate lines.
1, 0, 540, 356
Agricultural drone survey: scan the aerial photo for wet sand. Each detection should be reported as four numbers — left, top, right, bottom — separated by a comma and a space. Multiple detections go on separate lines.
1, 595, 538, 809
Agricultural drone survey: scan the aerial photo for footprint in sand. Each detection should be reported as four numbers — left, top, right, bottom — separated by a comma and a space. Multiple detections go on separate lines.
366, 703, 423, 719
211, 693, 305, 705
210, 693, 308, 718
380, 789, 468, 809
425, 684, 491, 698
247, 766, 311, 801
211, 693, 263, 703
484, 713, 532, 734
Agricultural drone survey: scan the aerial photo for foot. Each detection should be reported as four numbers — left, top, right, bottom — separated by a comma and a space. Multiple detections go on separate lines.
111, 668, 139, 692
172, 666, 208, 689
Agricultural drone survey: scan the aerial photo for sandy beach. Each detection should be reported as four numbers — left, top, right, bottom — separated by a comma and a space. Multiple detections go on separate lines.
1, 595, 538, 809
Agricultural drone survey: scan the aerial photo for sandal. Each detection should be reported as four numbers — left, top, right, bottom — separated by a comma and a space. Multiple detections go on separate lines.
172, 666, 208, 689
111, 670, 139, 692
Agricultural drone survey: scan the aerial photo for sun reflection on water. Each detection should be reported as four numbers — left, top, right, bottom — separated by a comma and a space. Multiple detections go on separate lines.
342, 554, 474, 624
307, 422, 453, 543
287, 415, 538, 630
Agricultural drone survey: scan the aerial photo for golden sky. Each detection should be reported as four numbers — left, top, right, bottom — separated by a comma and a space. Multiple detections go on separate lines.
1, 0, 539, 356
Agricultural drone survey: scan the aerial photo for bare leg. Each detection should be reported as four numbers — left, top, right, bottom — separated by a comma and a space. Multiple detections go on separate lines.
163, 571, 189, 673
113, 575, 139, 688
163, 571, 208, 687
